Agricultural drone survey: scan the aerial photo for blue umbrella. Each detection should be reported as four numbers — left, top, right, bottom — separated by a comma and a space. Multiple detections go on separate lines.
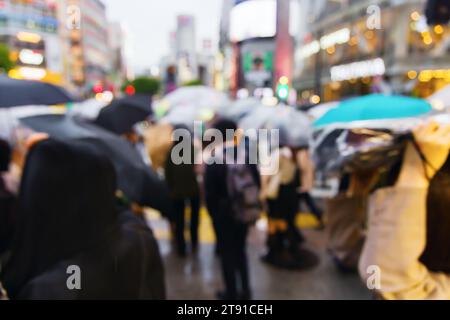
314, 94, 433, 128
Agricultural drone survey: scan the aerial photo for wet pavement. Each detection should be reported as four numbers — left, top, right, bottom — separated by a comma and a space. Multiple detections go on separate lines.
146, 210, 371, 300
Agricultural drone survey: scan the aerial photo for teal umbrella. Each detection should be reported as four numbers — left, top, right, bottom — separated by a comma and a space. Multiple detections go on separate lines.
314, 94, 433, 128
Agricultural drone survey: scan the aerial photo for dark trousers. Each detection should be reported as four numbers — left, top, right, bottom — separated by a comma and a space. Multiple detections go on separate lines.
267, 198, 304, 253
298, 192, 323, 221
172, 196, 200, 252
215, 216, 250, 299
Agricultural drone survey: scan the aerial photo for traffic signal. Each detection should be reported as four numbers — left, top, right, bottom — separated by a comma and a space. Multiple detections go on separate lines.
426, 0, 450, 25
277, 76, 290, 101
125, 84, 136, 95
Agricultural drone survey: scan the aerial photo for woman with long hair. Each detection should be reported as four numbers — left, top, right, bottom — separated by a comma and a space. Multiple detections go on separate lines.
1, 139, 165, 300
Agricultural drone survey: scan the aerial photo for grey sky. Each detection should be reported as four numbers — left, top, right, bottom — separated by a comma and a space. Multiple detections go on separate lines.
102, 0, 223, 73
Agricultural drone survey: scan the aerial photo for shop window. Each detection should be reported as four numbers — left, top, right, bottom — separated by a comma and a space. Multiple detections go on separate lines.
408, 11, 450, 56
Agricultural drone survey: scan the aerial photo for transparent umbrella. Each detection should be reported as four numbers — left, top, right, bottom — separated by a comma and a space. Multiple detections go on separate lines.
240, 106, 312, 148
219, 98, 262, 121
160, 104, 216, 132
153, 86, 229, 118
239, 106, 275, 131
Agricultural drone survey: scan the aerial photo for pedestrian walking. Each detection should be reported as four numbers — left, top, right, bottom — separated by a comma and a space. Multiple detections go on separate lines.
165, 125, 201, 256
260, 146, 305, 268
296, 148, 323, 227
204, 119, 261, 300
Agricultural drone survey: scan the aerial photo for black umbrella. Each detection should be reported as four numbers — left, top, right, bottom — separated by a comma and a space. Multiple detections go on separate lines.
0, 76, 76, 108
95, 94, 153, 135
20, 114, 171, 215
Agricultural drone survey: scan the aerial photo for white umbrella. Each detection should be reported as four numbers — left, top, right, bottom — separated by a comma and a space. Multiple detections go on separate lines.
153, 86, 229, 117
68, 98, 109, 120
219, 97, 262, 121
239, 106, 275, 131
240, 105, 312, 148
0, 105, 65, 142
160, 104, 216, 131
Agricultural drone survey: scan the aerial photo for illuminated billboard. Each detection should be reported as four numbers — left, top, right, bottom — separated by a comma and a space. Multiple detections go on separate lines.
230, 0, 277, 42
229, 0, 300, 42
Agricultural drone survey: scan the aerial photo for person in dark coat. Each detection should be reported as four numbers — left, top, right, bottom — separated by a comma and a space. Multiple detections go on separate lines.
204, 119, 260, 301
165, 126, 200, 256
0, 139, 15, 259
1, 139, 166, 300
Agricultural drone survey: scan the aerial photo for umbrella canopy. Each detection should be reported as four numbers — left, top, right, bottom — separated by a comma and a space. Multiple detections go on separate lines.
314, 94, 433, 128
266, 108, 312, 148
219, 98, 262, 121
19, 114, 170, 214
153, 86, 229, 118
69, 98, 109, 120
0, 76, 76, 108
306, 101, 339, 121
161, 104, 216, 129
95, 94, 153, 135
239, 106, 275, 131
240, 106, 312, 148
428, 84, 450, 111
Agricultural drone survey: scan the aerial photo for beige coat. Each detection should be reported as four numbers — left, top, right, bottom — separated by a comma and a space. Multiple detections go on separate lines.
359, 187, 450, 300
144, 124, 174, 170
326, 194, 366, 270
297, 150, 315, 192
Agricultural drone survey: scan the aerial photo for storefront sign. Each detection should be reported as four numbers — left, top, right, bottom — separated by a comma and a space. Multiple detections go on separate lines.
19, 49, 44, 66
320, 28, 350, 49
298, 28, 351, 59
330, 58, 386, 81
298, 40, 320, 59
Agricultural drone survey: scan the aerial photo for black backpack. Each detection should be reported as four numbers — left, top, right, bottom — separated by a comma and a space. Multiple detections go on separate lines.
224, 149, 261, 224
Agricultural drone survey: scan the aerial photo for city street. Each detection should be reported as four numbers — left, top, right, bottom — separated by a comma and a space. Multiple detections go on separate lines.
147, 210, 370, 300
1, 0, 450, 303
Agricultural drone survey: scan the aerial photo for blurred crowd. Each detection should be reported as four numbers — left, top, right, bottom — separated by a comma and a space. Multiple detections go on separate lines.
0, 85, 450, 300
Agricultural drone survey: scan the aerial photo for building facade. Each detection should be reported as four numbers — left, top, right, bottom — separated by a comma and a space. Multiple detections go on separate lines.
219, 0, 297, 100
59, 0, 111, 95
0, 0, 63, 84
176, 14, 198, 84
108, 21, 129, 91
293, 0, 450, 104
160, 16, 217, 92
